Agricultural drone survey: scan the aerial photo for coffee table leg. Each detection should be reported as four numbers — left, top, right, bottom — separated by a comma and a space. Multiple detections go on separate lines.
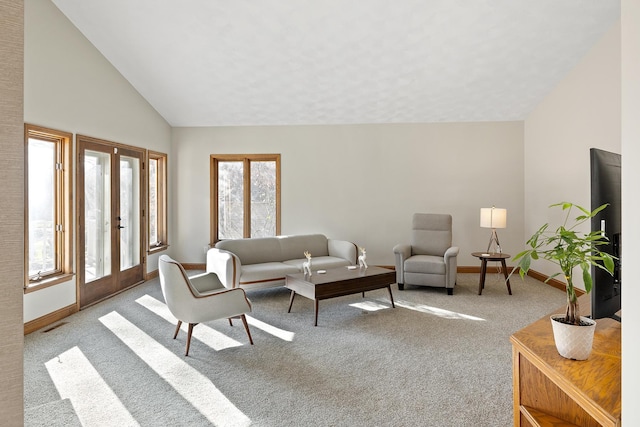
314, 300, 319, 327
387, 285, 395, 308
501, 259, 512, 295
287, 291, 296, 313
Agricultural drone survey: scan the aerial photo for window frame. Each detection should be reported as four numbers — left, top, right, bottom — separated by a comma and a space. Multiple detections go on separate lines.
147, 150, 169, 254
24, 124, 73, 292
210, 154, 281, 243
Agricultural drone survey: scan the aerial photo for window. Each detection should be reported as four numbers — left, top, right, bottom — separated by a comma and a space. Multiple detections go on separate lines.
25, 124, 72, 290
211, 154, 281, 242
148, 151, 168, 252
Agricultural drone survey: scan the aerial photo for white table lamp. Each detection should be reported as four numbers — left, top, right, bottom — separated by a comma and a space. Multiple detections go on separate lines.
480, 207, 507, 254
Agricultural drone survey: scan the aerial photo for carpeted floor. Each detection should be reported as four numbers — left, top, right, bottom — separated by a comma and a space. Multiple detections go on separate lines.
24, 271, 564, 427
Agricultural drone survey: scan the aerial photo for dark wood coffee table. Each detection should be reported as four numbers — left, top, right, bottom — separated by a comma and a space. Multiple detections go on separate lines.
285, 266, 396, 326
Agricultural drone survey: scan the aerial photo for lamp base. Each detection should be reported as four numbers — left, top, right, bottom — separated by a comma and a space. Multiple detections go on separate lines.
486, 229, 502, 254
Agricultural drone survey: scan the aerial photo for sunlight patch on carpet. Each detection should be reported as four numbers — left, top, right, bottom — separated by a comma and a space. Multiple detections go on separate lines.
349, 300, 390, 311
99, 311, 251, 427
45, 346, 139, 427
136, 294, 243, 350
245, 315, 295, 341
382, 299, 486, 321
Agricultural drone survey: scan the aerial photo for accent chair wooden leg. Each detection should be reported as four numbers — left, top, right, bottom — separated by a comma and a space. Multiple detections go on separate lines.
447, 288, 453, 295
228, 318, 233, 326
398, 283, 404, 290
240, 314, 254, 345
185, 323, 196, 356
173, 320, 182, 339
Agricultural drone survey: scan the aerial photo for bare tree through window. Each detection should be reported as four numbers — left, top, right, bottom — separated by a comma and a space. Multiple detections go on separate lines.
211, 155, 280, 242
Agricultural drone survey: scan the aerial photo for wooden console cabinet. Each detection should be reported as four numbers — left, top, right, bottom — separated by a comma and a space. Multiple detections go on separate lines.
511, 306, 621, 426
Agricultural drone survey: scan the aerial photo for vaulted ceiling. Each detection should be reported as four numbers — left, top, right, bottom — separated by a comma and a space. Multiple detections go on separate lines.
51, 0, 620, 127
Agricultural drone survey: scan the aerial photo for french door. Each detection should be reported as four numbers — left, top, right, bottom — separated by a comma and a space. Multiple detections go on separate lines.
77, 136, 145, 308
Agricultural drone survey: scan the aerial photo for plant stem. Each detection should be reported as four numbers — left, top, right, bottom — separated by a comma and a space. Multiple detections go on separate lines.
565, 275, 580, 324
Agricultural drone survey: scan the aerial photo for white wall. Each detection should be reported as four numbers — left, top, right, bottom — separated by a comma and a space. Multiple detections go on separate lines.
621, 0, 640, 423
523, 21, 621, 285
23, 0, 171, 322
172, 121, 524, 267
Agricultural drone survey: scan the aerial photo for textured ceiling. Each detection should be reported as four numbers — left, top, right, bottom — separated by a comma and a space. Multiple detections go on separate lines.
51, 0, 620, 127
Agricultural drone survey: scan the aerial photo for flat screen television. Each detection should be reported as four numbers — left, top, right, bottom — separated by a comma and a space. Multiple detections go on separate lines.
590, 148, 621, 321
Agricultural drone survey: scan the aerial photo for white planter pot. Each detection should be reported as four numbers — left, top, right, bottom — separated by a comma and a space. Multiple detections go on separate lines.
550, 315, 597, 360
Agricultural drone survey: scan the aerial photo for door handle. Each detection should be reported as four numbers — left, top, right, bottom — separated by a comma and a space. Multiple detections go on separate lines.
117, 225, 126, 229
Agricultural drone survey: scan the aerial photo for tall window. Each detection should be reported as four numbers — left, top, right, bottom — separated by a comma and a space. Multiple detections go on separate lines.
25, 124, 72, 289
148, 151, 168, 252
211, 154, 281, 242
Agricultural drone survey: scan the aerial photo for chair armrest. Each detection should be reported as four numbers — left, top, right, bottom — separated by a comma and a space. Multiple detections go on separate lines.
444, 246, 459, 260
206, 248, 241, 289
328, 239, 358, 265
189, 271, 225, 293
392, 244, 412, 284
444, 246, 459, 288
393, 244, 411, 258
187, 287, 252, 323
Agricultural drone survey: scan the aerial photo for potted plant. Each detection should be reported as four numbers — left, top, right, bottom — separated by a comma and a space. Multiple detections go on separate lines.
512, 202, 615, 360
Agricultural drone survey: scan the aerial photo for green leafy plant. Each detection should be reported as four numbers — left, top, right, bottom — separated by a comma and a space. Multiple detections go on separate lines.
513, 202, 615, 325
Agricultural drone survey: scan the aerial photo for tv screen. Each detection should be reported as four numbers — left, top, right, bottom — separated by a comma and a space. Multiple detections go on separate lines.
590, 148, 621, 321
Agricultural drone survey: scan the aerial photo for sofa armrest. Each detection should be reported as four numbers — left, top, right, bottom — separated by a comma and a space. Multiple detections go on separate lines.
444, 246, 459, 288
206, 248, 241, 289
393, 244, 412, 284
328, 239, 357, 265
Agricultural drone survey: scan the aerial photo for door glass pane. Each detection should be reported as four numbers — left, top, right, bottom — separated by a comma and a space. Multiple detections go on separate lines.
120, 155, 141, 270
148, 158, 158, 246
84, 150, 111, 282
28, 138, 56, 277
218, 161, 244, 240
251, 161, 276, 238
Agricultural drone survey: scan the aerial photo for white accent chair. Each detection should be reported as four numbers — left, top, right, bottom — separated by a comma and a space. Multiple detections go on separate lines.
158, 255, 254, 356
393, 213, 459, 295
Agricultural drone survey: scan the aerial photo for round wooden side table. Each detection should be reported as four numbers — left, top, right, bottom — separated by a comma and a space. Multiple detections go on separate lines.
471, 252, 512, 295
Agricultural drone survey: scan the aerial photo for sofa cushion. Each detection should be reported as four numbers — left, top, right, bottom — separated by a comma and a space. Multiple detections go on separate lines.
279, 234, 330, 261
216, 237, 283, 265
283, 256, 350, 272
239, 262, 299, 285
215, 234, 332, 265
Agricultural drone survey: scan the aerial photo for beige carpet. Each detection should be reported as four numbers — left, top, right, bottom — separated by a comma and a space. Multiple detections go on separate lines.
24, 272, 564, 426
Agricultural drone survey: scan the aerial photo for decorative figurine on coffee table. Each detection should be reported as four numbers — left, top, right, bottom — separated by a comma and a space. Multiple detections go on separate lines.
358, 247, 368, 269
303, 251, 312, 276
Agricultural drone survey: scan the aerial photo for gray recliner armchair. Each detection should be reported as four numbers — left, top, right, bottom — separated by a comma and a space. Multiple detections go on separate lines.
393, 213, 459, 294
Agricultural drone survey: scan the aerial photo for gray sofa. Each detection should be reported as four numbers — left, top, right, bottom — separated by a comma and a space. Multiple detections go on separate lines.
206, 234, 357, 290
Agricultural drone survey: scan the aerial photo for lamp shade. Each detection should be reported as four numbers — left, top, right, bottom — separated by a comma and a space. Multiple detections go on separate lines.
480, 207, 507, 229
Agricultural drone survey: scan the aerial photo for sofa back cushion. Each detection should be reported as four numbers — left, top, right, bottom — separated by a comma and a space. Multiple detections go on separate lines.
279, 234, 329, 260
215, 234, 329, 265
216, 237, 283, 265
